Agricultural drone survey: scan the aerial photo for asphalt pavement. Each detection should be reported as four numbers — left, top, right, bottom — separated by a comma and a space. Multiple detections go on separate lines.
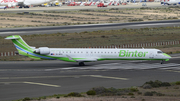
1, 20, 180, 36
0, 56, 180, 101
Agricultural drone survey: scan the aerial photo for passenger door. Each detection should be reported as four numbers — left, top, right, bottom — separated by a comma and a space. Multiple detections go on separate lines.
149, 52, 154, 59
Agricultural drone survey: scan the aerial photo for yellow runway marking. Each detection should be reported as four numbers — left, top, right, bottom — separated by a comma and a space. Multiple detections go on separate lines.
0, 82, 60, 87
172, 57, 180, 59
89, 75, 129, 80
167, 70, 180, 73
0, 82, 22, 84
0, 75, 129, 80
23, 82, 60, 87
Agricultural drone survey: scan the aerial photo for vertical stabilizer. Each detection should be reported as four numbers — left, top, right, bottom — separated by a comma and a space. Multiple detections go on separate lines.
5, 35, 34, 56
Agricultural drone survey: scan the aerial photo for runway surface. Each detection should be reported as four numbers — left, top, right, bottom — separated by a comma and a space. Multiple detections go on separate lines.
0, 54, 180, 101
1, 20, 180, 36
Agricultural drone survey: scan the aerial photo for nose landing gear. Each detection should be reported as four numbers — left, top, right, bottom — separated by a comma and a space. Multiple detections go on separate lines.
161, 60, 164, 64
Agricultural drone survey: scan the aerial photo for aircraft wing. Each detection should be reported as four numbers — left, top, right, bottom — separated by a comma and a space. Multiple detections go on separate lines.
75, 58, 97, 62
66, 55, 97, 62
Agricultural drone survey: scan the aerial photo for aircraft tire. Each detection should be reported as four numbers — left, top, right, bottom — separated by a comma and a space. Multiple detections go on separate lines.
161, 60, 164, 64
24, 6, 29, 8
79, 62, 85, 66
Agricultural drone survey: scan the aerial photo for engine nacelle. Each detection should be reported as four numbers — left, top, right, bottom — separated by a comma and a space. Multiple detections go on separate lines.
34, 47, 50, 55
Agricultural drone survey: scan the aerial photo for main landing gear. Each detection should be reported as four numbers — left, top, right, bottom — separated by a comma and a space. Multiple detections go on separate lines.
19, 6, 29, 8
79, 62, 85, 66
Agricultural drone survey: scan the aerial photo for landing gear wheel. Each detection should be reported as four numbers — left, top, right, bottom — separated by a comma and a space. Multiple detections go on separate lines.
161, 60, 164, 64
79, 62, 85, 66
24, 6, 29, 8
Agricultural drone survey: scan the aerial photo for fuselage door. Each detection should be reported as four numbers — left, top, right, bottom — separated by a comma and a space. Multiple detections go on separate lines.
149, 51, 154, 59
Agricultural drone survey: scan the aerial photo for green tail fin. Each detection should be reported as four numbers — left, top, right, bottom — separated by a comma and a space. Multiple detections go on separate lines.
5, 35, 34, 56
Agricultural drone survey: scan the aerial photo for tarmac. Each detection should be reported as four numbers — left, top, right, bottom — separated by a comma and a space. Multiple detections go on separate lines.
0, 55, 180, 101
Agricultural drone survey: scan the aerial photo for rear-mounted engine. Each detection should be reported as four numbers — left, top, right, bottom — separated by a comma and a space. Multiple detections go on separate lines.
34, 47, 50, 55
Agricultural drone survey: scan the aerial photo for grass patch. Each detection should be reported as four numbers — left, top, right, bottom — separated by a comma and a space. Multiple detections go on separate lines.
13, 80, 180, 101
1, 7, 180, 28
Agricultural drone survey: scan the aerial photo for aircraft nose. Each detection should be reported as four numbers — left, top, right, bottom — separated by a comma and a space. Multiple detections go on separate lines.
163, 53, 171, 59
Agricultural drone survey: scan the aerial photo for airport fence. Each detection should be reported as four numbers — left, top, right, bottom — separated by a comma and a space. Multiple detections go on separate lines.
0, 51, 17, 57
0, 40, 180, 57
85, 40, 180, 48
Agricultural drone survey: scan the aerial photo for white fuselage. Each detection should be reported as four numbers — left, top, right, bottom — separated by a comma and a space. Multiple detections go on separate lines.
163, 0, 180, 5
6, 35, 171, 66
45, 48, 168, 61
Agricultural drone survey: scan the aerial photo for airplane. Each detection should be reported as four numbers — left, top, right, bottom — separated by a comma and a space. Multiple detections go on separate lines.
161, 0, 180, 5
0, 0, 54, 8
5, 35, 171, 66
166, 0, 180, 5
80, 2, 86, 6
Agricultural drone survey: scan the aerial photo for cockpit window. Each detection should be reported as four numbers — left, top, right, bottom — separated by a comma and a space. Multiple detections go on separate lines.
157, 51, 163, 54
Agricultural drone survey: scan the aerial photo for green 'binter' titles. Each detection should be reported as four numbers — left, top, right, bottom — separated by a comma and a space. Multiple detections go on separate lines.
119, 50, 148, 57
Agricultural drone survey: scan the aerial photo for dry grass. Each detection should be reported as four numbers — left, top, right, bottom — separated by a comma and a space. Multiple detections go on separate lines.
32, 96, 180, 101
1, 27, 180, 52
1, 7, 180, 28
23, 85, 180, 101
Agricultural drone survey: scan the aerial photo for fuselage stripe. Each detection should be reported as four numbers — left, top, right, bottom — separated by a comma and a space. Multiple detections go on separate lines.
15, 45, 55, 60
